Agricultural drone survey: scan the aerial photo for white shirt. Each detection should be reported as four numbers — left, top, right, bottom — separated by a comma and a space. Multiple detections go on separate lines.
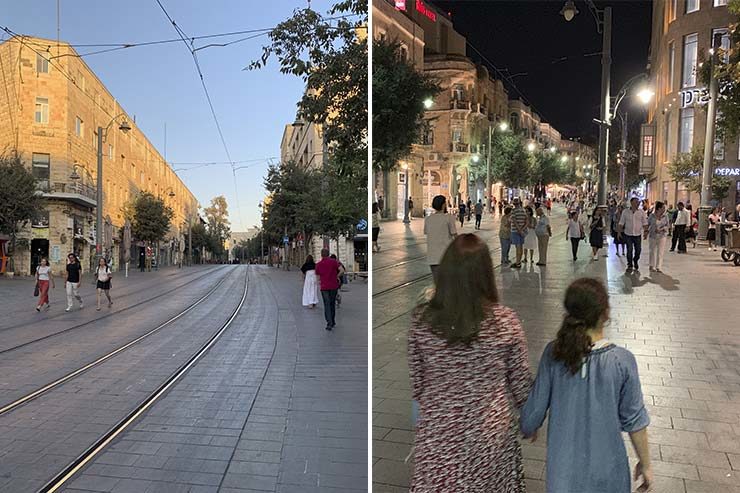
674, 209, 691, 226
96, 266, 111, 282
37, 265, 51, 281
567, 219, 582, 239
619, 208, 648, 236
424, 212, 457, 265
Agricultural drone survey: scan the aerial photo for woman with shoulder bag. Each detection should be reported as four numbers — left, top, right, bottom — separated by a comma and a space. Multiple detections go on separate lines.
35, 257, 55, 311
95, 257, 113, 311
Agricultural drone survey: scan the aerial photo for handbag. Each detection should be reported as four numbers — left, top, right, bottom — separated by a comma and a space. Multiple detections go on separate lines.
33, 282, 39, 297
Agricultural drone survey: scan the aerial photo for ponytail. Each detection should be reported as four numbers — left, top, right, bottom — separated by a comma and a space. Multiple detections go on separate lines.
552, 278, 610, 374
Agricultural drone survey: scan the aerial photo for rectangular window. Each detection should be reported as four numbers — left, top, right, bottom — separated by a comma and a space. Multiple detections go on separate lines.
682, 33, 698, 88
667, 41, 675, 92
664, 112, 673, 160
452, 129, 462, 142
34, 97, 49, 124
679, 107, 694, 153
108, 144, 113, 159
31, 153, 50, 185
713, 28, 731, 63
686, 0, 699, 13
36, 54, 49, 74
75, 116, 84, 137
643, 135, 654, 157
714, 0, 728, 6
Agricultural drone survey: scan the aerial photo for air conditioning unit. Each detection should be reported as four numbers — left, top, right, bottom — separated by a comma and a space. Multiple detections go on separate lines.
428, 152, 440, 161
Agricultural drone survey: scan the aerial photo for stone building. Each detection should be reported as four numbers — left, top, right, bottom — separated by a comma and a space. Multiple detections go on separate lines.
645, 0, 738, 207
0, 36, 198, 275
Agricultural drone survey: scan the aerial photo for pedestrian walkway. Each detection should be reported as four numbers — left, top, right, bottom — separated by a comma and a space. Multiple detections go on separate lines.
57, 266, 367, 493
373, 207, 740, 493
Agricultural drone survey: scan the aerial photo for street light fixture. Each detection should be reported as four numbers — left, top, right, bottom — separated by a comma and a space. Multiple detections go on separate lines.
423, 98, 434, 109
498, 121, 509, 132
549, 146, 557, 153
560, 0, 579, 21
527, 142, 536, 152
561, 155, 568, 163
401, 163, 410, 224
636, 87, 655, 105
472, 154, 480, 163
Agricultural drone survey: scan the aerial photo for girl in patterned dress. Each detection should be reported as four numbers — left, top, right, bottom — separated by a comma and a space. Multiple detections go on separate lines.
408, 233, 532, 492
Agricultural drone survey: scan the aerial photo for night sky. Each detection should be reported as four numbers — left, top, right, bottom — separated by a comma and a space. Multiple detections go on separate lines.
429, 0, 653, 144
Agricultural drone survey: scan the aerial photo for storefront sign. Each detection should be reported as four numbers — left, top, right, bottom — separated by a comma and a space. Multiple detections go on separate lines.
679, 87, 710, 108
715, 167, 740, 177
416, 0, 436, 22
395, 0, 406, 10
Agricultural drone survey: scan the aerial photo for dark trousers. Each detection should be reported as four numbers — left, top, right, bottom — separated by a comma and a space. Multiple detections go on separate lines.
671, 225, 687, 252
625, 234, 642, 268
475, 214, 482, 229
570, 238, 580, 260
321, 289, 338, 326
459, 214, 465, 227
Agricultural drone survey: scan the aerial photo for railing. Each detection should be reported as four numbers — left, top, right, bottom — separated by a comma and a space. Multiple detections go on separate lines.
450, 100, 471, 110
450, 142, 470, 153
35, 180, 50, 193
49, 181, 97, 200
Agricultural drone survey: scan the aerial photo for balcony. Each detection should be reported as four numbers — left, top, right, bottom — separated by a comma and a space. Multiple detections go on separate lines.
471, 103, 487, 115
450, 142, 471, 153
42, 181, 97, 208
450, 99, 471, 111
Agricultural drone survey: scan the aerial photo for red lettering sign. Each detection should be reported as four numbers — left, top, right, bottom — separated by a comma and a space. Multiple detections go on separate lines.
416, 0, 437, 22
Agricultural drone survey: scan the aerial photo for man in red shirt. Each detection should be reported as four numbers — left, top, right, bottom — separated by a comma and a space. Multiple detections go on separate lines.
314, 248, 340, 330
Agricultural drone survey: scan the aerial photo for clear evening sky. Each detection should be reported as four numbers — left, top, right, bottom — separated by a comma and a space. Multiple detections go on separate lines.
2, 0, 336, 231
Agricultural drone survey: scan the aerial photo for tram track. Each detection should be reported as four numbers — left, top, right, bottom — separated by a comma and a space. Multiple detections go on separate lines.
0, 266, 238, 417
36, 266, 251, 493
0, 265, 230, 356
373, 254, 427, 272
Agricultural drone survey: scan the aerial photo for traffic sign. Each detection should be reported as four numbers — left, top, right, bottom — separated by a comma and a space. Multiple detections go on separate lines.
357, 219, 368, 230
283, 236, 289, 244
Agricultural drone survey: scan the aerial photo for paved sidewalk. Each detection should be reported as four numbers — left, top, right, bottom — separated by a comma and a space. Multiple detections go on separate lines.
58, 266, 367, 493
373, 207, 740, 493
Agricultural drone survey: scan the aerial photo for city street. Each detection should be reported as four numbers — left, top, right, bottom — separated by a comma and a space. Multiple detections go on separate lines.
0, 265, 367, 493
373, 206, 740, 493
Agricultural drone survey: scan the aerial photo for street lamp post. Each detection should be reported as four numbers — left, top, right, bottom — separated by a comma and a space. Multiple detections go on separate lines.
258, 201, 264, 264
561, 1, 612, 211
402, 163, 410, 224
698, 33, 723, 240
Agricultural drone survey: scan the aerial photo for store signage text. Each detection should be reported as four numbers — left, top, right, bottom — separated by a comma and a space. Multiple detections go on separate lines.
679, 87, 710, 108
716, 167, 740, 177
416, 0, 437, 22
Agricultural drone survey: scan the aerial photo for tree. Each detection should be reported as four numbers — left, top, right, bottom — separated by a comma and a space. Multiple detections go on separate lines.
490, 133, 531, 189
699, 0, 740, 139
372, 38, 440, 215
203, 196, 230, 261
0, 152, 46, 272
129, 192, 174, 245
530, 151, 569, 188
668, 146, 730, 203
189, 222, 208, 264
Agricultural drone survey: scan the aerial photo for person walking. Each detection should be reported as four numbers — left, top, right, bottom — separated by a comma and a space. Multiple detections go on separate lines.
499, 206, 513, 265
498, 199, 504, 215
670, 202, 690, 253
408, 198, 415, 220
707, 207, 719, 251
686, 204, 697, 248
618, 197, 649, 273
64, 253, 83, 312
474, 199, 483, 230
535, 207, 551, 266
329, 254, 346, 306
666, 203, 676, 236
315, 249, 340, 330
94, 257, 113, 311
509, 198, 528, 268
425, 195, 458, 284
567, 211, 584, 261
523, 206, 538, 263
300, 255, 319, 308
457, 201, 466, 228
589, 207, 605, 261
520, 278, 652, 493
648, 201, 669, 273
466, 198, 473, 222
372, 202, 382, 253
35, 257, 55, 311
611, 204, 626, 256
409, 234, 531, 492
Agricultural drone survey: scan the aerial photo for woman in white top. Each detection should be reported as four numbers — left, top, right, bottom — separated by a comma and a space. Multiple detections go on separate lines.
95, 257, 113, 311
424, 195, 458, 284
566, 211, 584, 261
707, 207, 719, 251
372, 202, 382, 253
648, 201, 670, 273
35, 257, 55, 311
523, 206, 538, 263
300, 255, 319, 308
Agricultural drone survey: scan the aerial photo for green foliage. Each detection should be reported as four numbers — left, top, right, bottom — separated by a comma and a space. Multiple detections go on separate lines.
372, 38, 440, 172
712, 175, 731, 201
203, 196, 230, 261
131, 192, 174, 245
490, 133, 531, 188
699, 1, 740, 139
249, 0, 367, 180
0, 152, 46, 270
530, 150, 569, 186
668, 147, 729, 201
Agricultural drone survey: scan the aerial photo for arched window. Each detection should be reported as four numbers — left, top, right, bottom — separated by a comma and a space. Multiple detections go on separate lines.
509, 112, 519, 132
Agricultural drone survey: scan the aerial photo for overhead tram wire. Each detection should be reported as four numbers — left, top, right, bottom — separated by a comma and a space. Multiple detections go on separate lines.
153, 0, 244, 229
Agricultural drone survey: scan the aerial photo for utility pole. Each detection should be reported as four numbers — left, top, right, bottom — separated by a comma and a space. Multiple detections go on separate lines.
619, 111, 628, 201
486, 124, 492, 212
698, 33, 722, 240
596, 6, 612, 211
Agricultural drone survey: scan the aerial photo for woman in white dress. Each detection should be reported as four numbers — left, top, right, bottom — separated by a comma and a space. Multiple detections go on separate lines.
523, 206, 538, 263
300, 255, 319, 308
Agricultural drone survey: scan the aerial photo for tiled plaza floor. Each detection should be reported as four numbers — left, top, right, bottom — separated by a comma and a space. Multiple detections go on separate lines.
373, 206, 740, 493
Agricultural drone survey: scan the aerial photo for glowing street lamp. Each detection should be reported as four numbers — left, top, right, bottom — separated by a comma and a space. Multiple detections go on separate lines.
561, 155, 568, 163
636, 87, 655, 105
498, 121, 509, 132
472, 154, 480, 163
423, 98, 434, 109
526, 142, 536, 152
549, 146, 557, 153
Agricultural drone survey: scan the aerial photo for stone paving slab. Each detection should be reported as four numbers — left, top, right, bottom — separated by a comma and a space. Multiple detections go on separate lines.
56, 266, 367, 492
373, 206, 740, 493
